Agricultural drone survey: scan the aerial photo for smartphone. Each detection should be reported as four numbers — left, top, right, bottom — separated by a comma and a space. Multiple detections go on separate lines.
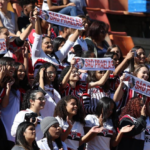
131, 48, 137, 57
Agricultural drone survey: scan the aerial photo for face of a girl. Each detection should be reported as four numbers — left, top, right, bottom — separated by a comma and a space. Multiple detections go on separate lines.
113, 55, 120, 68
66, 99, 78, 116
45, 66, 56, 83
110, 47, 121, 59
48, 123, 61, 140
58, 41, 65, 50
107, 103, 114, 118
24, 125, 36, 141
6, 61, 15, 76
136, 48, 146, 64
0, 0, 9, 9
17, 65, 26, 80
31, 92, 46, 110
136, 67, 149, 81
69, 67, 80, 81
42, 37, 53, 54
95, 71, 106, 80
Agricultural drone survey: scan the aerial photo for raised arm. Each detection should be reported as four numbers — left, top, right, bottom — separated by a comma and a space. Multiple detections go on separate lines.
88, 70, 111, 89
113, 51, 134, 76
55, 30, 80, 62
39, 68, 45, 90
113, 74, 125, 102
61, 58, 75, 88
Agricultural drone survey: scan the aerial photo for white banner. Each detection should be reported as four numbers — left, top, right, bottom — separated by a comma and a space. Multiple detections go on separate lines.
123, 73, 150, 97
74, 57, 115, 71
36, 7, 84, 30
0, 39, 7, 54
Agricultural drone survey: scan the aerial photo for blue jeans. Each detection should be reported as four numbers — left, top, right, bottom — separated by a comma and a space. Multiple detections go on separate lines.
59, 6, 77, 16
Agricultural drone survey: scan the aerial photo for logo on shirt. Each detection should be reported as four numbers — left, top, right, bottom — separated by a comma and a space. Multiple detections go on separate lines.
101, 129, 108, 136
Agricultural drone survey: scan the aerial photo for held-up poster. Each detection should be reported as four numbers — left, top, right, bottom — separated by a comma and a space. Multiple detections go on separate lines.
0, 39, 7, 54
123, 73, 150, 97
36, 7, 84, 30
74, 57, 115, 71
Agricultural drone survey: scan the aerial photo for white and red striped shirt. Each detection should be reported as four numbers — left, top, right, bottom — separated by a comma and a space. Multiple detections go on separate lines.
56, 116, 84, 150
60, 82, 88, 103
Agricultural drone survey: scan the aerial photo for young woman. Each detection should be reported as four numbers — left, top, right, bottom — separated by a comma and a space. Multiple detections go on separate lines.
0, 57, 15, 149
85, 21, 109, 58
32, 9, 80, 76
37, 116, 67, 150
133, 46, 147, 66
33, 63, 60, 117
114, 64, 150, 109
11, 90, 46, 141
54, 95, 104, 150
13, 62, 31, 103
59, 58, 111, 103
117, 97, 146, 150
12, 122, 39, 150
85, 97, 134, 150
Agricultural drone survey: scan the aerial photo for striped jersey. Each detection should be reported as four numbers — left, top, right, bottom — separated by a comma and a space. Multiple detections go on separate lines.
56, 116, 84, 150
60, 82, 88, 103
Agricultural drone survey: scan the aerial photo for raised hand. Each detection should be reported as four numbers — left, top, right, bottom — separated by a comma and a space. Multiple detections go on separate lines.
89, 126, 105, 133
120, 125, 135, 133
22, 46, 28, 58
0, 65, 6, 81
39, 68, 45, 79
66, 116, 73, 128
70, 58, 76, 67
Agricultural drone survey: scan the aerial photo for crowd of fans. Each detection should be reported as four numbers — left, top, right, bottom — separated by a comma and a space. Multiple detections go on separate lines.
0, 0, 150, 150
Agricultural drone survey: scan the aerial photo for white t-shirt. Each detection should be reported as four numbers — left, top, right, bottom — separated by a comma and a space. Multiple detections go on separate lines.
85, 115, 114, 150
37, 138, 67, 150
56, 116, 84, 150
1, 90, 20, 142
144, 117, 150, 150
11, 109, 43, 141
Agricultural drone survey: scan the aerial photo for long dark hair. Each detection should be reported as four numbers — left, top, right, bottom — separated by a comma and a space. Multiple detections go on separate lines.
100, 97, 118, 131
21, 90, 42, 110
107, 45, 124, 63
54, 95, 85, 125
53, 37, 66, 53
15, 122, 39, 150
33, 63, 59, 91
44, 131, 63, 150
13, 62, 30, 90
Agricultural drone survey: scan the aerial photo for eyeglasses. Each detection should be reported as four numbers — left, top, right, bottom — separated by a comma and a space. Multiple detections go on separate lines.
35, 97, 47, 102
71, 71, 81, 75
18, 70, 26, 73
46, 71, 56, 75
100, 30, 107, 34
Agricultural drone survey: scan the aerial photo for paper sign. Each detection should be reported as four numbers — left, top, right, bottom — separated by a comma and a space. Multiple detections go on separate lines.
0, 39, 7, 54
74, 57, 115, 71
123, 73, 150, 97
36, 7, 84, 30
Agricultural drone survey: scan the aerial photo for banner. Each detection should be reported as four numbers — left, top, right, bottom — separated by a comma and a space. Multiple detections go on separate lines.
123, 73, 150, 97
0, 39, 7, 54
74, 57, 115, 71
36, 7, 84, 30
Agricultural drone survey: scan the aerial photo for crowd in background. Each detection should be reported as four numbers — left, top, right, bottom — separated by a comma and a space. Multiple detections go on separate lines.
0, 0, 150, 150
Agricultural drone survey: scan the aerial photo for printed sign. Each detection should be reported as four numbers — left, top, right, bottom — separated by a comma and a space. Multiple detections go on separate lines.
0, 39, 7, 54
123, 73, 150, 97
36, 7, 84, 30
74, 57, 115, 71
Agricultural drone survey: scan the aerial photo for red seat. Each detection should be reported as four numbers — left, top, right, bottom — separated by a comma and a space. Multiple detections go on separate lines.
86, 0, 109, 9
110, 35, 134, 56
